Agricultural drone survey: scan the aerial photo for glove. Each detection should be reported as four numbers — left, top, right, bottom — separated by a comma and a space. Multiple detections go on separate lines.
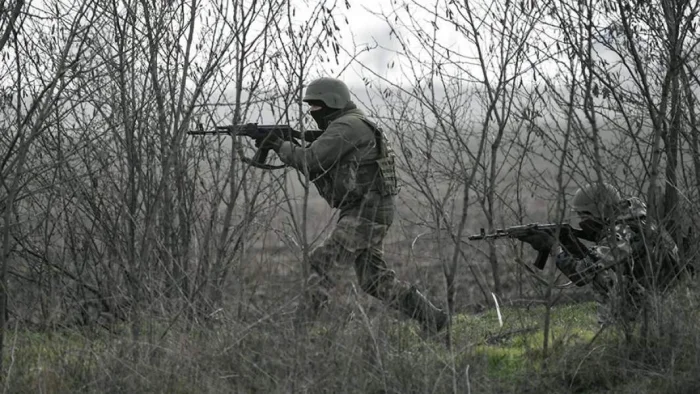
255, 133, 283, 151
515, 232, 555, 252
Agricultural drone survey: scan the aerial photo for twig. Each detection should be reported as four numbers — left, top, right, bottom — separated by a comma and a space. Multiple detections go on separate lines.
484, 326, 539, 345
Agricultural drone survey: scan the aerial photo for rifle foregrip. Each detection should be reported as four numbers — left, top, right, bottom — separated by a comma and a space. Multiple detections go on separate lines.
534, 249, 550, 270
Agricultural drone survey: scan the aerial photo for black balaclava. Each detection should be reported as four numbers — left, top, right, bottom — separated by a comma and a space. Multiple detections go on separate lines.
307, 100, 341, 130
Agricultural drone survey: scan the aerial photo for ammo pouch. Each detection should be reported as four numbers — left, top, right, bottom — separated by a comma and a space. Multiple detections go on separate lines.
358, 118, 399, 197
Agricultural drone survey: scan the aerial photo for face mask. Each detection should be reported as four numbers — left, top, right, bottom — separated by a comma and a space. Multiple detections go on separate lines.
310, 106, 339, 130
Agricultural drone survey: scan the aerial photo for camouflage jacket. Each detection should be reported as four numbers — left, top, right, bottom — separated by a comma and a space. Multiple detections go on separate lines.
276, 105, 398, 223
556, 197, 682, 293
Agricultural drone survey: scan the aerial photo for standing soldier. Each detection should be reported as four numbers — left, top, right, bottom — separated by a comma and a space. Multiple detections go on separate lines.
260, 77, 448, 335
517, 182, 685, 325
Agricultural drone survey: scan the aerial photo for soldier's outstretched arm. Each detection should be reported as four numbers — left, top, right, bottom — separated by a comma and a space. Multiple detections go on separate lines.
555, 225, 634, 286
276, 119, 373, 173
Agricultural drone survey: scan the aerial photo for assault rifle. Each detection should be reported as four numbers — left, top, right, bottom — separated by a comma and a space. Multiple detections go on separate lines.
468, 223, 594, 270
187, 123, 323, 170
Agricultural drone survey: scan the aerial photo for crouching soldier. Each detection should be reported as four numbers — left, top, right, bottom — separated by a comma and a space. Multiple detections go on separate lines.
517, 182, 686, 326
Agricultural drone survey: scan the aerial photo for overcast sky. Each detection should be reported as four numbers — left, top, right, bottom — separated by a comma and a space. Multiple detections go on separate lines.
295, 0, 479, 88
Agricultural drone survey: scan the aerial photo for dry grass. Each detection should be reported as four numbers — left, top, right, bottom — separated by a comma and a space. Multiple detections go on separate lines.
4, 277, 700, 393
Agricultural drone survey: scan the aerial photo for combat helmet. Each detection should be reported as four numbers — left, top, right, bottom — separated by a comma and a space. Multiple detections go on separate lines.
303, 77, 351, 109
571, 182, 622, 220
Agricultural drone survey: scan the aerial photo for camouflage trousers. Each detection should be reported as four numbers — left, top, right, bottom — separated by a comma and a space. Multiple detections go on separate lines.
591, 269, 646, 326
305, 214, 412, 314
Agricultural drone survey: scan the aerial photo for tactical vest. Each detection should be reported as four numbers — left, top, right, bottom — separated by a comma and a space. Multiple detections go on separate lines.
311, 117, 399, 208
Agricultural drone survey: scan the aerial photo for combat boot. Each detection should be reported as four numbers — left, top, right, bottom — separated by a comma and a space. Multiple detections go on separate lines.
397, 287, 449, 337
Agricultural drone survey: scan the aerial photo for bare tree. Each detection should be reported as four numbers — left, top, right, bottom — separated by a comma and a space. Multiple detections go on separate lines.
0, 0, 103, 371
0, 0, 300, 356
356, 0, 551, 322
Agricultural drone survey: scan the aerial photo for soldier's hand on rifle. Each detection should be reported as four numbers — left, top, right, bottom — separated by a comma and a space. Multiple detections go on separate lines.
255, 133, 283, 151
516, 232, 555, 252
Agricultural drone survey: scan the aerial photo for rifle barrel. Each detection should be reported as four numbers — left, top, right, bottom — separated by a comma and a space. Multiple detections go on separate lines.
187, 130, 229, 135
